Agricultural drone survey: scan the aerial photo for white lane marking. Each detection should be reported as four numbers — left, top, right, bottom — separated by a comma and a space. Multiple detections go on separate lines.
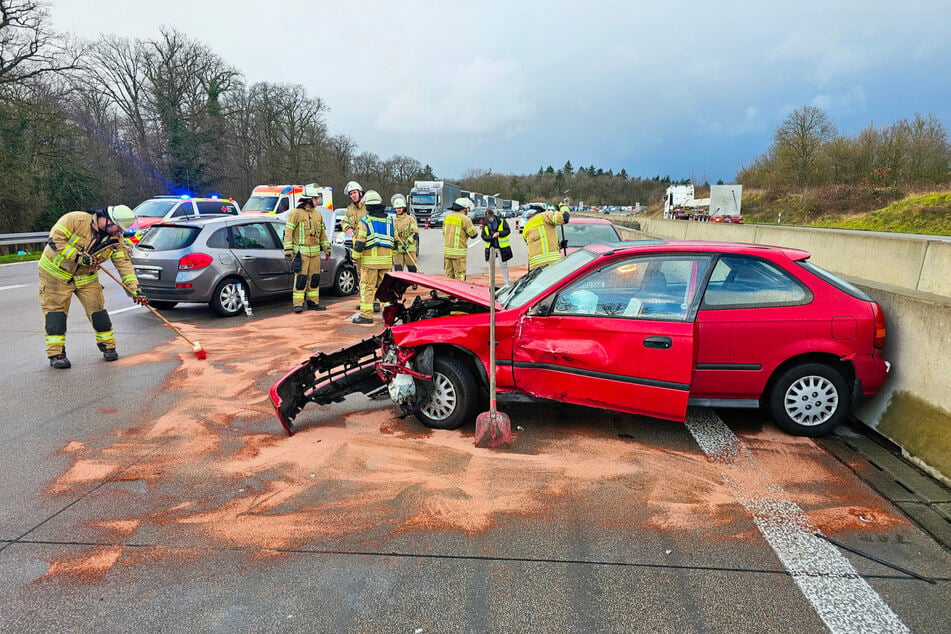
468, 238, 483, 249
0, 284, 27, 291
685, 409, 909, 634
109, 306, 140, 315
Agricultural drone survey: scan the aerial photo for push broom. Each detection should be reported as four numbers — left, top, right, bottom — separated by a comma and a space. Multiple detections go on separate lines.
474, 245, 512, 448
95, 263, 207, 360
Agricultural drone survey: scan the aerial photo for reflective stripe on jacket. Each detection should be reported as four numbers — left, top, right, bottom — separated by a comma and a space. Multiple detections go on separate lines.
283, 208, 330, 256
442, 211, 477, 258
38, 211, 138, 288
522, 209, 568, 269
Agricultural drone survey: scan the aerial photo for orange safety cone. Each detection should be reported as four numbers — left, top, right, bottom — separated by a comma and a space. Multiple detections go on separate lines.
474, 245, 512, 448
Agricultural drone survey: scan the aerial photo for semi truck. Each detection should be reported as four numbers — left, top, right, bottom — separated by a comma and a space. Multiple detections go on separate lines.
709, 184, 743, 223
409, 181, 461, 225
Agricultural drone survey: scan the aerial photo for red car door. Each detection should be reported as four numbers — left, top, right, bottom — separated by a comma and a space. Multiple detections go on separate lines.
512, 254, 710, 422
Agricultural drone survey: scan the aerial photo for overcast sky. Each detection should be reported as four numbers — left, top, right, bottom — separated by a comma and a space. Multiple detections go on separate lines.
51, 0, 951, 184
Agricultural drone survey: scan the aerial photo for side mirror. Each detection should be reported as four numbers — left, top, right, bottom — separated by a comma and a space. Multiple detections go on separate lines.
528, 296, 553, 317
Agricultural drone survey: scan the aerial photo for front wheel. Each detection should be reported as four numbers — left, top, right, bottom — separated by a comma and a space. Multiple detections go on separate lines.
210, 277, 247, 317
415, 356, 479, 430
768, 363, 851, 437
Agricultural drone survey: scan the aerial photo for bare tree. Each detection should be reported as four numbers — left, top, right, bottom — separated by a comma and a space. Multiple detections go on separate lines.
0, 0, 81, 85
773, 106, 837, 186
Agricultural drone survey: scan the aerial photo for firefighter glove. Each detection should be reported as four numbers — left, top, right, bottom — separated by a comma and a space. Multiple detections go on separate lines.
559, 239, 569, 250
78, 253, 96, 267
289, 255, 302, 273
284, 250, 294, 261
132, 289, 149, 306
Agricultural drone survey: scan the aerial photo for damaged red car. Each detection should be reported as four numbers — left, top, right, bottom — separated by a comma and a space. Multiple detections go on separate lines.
271, 240, 889, 438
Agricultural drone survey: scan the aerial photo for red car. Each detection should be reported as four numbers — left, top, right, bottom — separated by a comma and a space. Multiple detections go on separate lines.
272, 240, 889, 437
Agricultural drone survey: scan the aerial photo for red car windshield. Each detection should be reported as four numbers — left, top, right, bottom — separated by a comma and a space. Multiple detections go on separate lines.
498, 249, 599, 309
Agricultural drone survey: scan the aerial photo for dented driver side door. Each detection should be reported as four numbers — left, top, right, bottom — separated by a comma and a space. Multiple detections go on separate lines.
511, 254, 712, 422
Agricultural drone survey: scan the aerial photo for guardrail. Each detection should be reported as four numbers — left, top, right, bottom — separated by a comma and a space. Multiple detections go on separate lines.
0, 232, 48, 250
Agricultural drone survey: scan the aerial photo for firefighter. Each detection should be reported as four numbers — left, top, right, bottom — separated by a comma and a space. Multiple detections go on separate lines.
341, 181, 366, 237
481, 207, 513, 286
38, 205, 148, 368
442, 197, 478, 280
351, 190, 394, 324
522, 202, 570, 270
391, 193, 419, 273
283, 191, 331, 313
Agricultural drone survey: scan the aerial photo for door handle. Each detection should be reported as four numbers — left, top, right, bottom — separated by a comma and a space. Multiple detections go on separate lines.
643, 336, 672, 349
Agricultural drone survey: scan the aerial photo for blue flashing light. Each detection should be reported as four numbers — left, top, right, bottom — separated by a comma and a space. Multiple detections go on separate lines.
281, 186, 292, 194
180, 194, 189, 199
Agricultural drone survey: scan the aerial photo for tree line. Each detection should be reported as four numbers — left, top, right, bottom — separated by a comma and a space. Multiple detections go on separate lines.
738, 105, 951, 190
0, 0, 432, 232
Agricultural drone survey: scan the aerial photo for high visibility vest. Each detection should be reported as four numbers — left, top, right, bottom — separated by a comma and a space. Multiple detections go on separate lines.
354, 214, 394, 268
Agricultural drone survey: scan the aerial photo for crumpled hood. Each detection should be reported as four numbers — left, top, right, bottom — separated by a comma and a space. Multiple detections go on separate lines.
376, 271, 496, 308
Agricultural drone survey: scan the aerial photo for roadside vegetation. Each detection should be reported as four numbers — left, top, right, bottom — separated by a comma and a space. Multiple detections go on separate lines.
1, 1, 947, 241
0, 251, 41, 264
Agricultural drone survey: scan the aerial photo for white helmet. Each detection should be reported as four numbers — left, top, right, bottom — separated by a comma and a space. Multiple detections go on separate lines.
106, 204, 134, 231
391, 194, 407, 208
453, 197, 474, 211
362, 190, 383, 206
345, 181, 363, 195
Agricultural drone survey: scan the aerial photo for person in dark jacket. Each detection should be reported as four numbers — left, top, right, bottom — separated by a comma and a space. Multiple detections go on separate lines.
480, 207, 513, 286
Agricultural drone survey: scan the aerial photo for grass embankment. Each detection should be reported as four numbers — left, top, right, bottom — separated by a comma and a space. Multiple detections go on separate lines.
741, 188, 951, 236
0, 251, 41, 264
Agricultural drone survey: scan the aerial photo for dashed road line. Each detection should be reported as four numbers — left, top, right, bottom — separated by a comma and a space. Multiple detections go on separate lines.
685, 408, 910, 633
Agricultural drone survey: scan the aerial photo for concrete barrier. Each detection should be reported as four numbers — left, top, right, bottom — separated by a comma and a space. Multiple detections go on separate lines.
620, 218, 951, 485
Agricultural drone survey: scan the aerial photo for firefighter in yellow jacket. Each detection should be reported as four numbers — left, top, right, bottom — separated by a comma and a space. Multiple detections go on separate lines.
341, 181, 366, 237
38, 205, 147, 368
522, 203, 570, 270
442, 197, 478, 280
391, 193, 419, 272
351, 190, 394, 324
283, 191, 331, 313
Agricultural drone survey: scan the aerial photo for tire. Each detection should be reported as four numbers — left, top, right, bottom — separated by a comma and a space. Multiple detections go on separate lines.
333, 264, 358, 296
768, 363, 851, 437
149, 300, 178, 310
210, 277, 247, 317
415, 356, 480, 430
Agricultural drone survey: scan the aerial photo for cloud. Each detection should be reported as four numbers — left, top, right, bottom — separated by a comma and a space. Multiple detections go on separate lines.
376, 57, 535, 135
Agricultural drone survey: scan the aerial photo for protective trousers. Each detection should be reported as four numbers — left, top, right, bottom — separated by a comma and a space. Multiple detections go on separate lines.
392, 250, 417, 272
444, 256, 467, 281
292, 254, 322, 307
38, 270, 114, 357
358, 267, 387, 319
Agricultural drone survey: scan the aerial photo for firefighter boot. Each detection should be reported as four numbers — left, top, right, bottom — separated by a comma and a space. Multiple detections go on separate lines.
98, 342, 119, 362
306, 300, 326, 312
49, 354, 71, 369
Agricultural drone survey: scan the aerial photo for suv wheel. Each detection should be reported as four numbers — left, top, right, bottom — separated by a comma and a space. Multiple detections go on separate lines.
211, 277, 247, 317
768, 363, 851, 437
416, 356, 479, 430
333, 264, 358, 296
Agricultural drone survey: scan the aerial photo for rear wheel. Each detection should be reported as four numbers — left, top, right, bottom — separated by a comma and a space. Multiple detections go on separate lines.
768, 363, 851, 437
416, 356, 479, 430
333, 264, 358, 296
210, 277, 247, 317
149, 300, 178, 310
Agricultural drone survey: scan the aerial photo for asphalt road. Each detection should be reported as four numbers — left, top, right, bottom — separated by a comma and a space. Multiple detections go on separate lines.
1, 230, 949, 632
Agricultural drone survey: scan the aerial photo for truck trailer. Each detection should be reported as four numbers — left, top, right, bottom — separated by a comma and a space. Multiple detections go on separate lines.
409, 181, 461, 225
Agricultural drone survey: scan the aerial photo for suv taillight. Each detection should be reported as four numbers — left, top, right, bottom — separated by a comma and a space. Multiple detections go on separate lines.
872, 303, 886, 349
179, 253, 213, 270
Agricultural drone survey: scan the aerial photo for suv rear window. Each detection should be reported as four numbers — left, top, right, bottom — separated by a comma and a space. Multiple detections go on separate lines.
196, 201, 238, 215
136, 225, 201, 251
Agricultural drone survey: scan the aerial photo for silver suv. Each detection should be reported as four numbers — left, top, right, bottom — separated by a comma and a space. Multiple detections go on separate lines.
131, 215, 359, 316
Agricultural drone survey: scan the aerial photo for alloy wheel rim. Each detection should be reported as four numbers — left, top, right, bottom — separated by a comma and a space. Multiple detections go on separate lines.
221, 283, 242, 313
420, 372, 456, 421
784, 375, 838, 427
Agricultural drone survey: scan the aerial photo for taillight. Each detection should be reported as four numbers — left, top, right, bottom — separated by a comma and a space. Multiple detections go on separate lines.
872, 303, 886, 349
179, 253, 214, 270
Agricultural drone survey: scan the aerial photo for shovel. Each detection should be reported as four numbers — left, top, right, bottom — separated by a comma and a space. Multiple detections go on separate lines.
475, 245, 512, 448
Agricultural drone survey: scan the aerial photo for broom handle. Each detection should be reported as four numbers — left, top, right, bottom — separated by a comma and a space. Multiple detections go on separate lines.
488, 245, 497, 416
96, 263, 200, 348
